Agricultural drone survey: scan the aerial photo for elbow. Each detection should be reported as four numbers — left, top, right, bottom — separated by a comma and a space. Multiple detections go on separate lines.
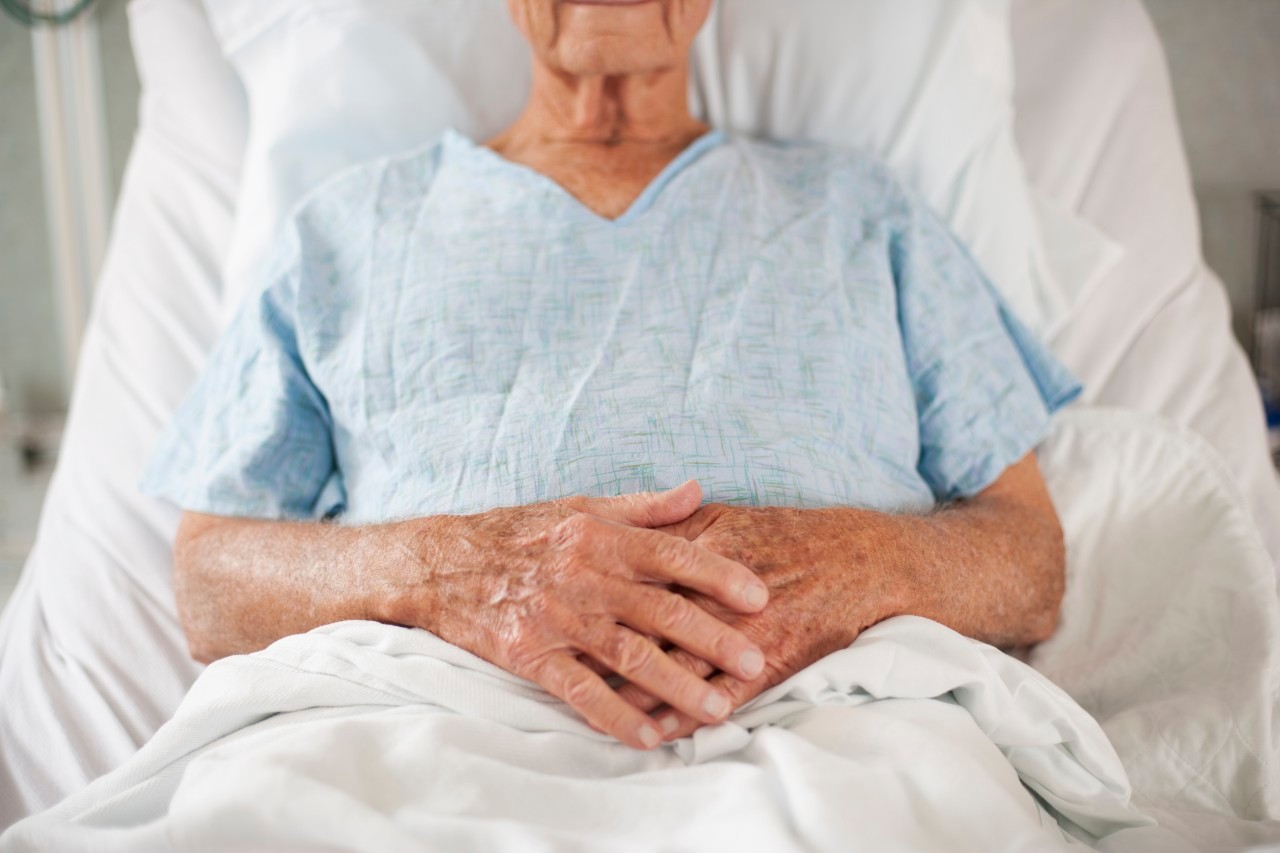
172, 517, 226, 666
175, 586, 226, 666
185, 638, 219, 667
1025, 598, 1062, 647
173, 550, 218, 665
180, 598, 221, 665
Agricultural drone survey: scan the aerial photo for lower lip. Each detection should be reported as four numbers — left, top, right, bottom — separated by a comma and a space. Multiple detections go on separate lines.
563, 0, 657, 5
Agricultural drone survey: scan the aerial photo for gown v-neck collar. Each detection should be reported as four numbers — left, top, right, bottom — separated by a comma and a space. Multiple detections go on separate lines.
444, 127, 727, 226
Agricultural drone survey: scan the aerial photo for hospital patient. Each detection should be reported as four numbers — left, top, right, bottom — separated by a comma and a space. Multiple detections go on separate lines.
143, 0, 1080, 751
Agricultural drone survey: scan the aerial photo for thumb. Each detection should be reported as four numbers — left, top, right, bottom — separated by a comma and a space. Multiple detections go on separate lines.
581, 480, 703, 528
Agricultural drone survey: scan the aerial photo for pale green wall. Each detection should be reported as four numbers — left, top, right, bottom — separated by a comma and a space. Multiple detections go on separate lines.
0, 0, 137, 416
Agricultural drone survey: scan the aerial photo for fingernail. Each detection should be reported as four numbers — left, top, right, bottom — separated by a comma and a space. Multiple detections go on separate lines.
739, 648, 765, 678
638, 725, 662, 749
659, 714, 680, 736
743, 584, 768, 609
703, 691, 731, 719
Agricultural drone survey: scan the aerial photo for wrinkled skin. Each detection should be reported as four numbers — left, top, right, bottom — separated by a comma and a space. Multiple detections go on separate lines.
489, 0, 715, 220
610, 504, 907, 739
604, 453, 1066, 740
387, 482, 772, 749
506, 0, 712, 79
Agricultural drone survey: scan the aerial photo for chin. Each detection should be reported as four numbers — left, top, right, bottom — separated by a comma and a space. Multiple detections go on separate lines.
553, 2, 676, 73
557, 44, 678, 77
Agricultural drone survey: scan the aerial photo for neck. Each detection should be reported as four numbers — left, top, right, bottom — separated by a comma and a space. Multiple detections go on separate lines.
493, 61, 705, 150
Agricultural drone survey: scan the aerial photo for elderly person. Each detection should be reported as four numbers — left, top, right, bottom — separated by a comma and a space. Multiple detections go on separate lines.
143, 0, 1079, 752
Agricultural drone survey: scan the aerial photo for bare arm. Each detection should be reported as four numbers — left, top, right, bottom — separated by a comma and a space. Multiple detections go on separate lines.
891, 452, 1065, 646
171, 482, 773, 750
617, 454, 1066, 738
173, 512, 414, 664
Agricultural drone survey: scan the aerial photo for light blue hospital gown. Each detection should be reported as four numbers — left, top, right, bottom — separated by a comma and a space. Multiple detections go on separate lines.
142, 130, 1080, 524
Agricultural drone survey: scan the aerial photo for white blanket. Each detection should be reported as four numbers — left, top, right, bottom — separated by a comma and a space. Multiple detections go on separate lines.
3, 409, 1277, 852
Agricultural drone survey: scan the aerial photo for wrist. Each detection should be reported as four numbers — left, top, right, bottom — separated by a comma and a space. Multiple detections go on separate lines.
882, 513, 946, 623
361, 515, 452, 631
848, 510, 930, 624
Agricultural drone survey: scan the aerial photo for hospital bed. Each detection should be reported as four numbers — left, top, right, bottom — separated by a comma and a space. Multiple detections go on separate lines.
0, 0, 1277, 846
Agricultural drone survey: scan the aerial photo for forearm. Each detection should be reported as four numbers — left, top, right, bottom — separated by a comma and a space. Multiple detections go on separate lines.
614, 460, 1067, 735
876, 493, 1065, 648
175, 486, 772, 748
173, 512, 433, 663
657, 454, 1064, 655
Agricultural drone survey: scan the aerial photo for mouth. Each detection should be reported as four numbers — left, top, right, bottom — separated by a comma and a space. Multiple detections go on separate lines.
562, 0, 658, 5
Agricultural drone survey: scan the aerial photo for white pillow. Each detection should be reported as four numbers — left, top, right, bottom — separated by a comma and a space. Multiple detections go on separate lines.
206, 0, 1100, 332
691, 0, 1059, 330
1029, 189, 1124, 339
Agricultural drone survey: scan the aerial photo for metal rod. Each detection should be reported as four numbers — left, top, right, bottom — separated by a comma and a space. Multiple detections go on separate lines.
29, 0, 112, 389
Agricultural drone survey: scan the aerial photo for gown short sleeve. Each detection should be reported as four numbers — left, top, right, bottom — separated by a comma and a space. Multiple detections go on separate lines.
892, 197, 1082, 502
139, 225, 346, 520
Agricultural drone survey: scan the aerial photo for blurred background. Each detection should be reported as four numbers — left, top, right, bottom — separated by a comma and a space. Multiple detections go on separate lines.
0, 0, 1278, 604
1, 0, 137, 600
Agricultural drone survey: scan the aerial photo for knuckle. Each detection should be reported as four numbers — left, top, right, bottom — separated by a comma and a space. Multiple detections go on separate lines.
654, 537, 694, 577
652, 593, 693, 635
597, 629, 630, 665
613, 635, 656, 675
553, 512, 600, 553
558, 495, 591, 514
700, 626, 737, 664
504, 633, 543, 675
561, 672, 598, 709
556, 512, 591, 540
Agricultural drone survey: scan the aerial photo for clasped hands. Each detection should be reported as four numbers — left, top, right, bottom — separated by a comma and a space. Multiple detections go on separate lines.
402, 480, 911, 750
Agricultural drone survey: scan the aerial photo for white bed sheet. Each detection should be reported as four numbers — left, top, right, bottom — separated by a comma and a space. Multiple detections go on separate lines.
5, 408, 1276, 851
0, 0, 1275, 832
